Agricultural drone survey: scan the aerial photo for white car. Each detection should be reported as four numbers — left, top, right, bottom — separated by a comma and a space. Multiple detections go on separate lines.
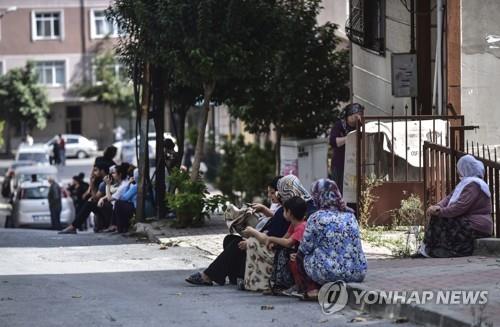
15, 144, 50, 165
12, 165, 58, 193
46, 134, 98, 159
113, 132, 177, 165
10, 181, 75, 228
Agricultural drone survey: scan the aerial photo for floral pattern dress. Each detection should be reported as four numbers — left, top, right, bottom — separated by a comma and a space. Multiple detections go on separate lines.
299, 209, 367, 284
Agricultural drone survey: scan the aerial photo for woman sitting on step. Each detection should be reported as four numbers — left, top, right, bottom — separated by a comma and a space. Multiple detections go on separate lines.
416, 155, 492, 258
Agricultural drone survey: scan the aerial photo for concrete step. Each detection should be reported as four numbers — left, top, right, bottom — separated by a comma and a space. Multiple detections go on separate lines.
474, 238, 500, 256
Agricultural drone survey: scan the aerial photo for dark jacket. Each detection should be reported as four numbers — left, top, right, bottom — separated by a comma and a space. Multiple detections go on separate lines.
48, 182, 62, 209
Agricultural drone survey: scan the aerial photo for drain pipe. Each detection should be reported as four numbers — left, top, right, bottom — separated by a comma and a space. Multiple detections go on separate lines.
432, 0, 444, 115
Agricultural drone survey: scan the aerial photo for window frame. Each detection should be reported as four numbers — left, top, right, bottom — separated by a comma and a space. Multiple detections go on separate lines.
35, 60, 67, 88
90, 8, 120, 39
346, 0, 385, 56
31, 10, 65, 41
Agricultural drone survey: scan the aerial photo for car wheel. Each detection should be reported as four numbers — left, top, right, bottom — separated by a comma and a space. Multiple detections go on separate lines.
76, 151, 88, 159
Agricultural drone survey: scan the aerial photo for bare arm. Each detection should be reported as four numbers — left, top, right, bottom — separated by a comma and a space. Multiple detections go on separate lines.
267, 235, 295, 248
336, 136, 347, 147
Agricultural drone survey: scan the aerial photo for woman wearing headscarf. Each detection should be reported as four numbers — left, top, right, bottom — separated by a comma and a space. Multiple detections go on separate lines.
416, 155, 492, 258
293, 178, 367, 300
242, 175, 316, 292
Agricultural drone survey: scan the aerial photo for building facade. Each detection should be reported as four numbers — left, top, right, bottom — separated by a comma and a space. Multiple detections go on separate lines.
320, 0, 500, 147
0, 0, 121, 149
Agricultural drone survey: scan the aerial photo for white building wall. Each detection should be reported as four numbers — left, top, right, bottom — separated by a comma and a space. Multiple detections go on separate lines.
461, 0, 500, 147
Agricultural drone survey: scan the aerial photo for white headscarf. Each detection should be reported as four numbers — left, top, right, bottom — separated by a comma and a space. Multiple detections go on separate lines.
448, 155, 491, 206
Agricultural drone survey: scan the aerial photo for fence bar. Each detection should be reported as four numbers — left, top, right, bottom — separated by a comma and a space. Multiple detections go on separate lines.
496, 169, 500, 237
391, 106, 395, 181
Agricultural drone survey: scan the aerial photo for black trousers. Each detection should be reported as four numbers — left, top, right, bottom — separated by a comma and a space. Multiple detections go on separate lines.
204, 235, 246, 286
112, 200, 135, 233
50, 205, 61, 230
72, 201, 112, 231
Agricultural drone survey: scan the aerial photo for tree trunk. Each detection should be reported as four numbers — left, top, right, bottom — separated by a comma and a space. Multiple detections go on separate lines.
136, 63, 151, 223
152, 67, 166, 220
190, 82, 215, 181
4, 121, 12, 155
275, 128, 281, 176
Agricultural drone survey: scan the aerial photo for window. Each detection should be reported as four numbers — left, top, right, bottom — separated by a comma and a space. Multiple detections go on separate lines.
66, 137, 79, 144
0, 61, 3, 76
31, 11, 63, 40
36, 61, 65, 87
66, 106, 82, 134
346, 0, 385, 55
90, 9, 121, 39
93, 61, 127, 84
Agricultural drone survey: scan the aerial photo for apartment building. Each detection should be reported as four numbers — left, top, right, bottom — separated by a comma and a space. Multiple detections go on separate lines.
0, 0, 123, 148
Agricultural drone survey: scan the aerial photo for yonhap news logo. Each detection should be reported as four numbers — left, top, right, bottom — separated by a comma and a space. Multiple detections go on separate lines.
318, 281, 489, 315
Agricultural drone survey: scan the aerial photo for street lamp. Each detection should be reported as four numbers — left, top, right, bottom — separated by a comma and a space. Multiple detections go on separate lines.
0, 6, 17, 19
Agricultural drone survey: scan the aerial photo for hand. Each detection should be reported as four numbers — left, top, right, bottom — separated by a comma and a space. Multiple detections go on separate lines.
290, 253, 297, 262
129, 176, 135, 183
97, 197, 105, 207
238, 240, 247, 250
251, 203, 266, 213
242, 226, 256, 238
427, 205, 441, 216
104, 175, 112, 185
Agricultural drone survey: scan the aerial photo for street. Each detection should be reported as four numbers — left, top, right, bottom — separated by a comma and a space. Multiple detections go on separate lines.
0, 229, 418, 327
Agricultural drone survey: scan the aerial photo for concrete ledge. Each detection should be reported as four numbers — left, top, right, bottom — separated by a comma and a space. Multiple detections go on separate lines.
473, 238, 500, 256
346, 284, 471, 327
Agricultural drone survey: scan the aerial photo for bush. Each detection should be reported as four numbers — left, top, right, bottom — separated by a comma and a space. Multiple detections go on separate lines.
166, 168, 227, 228
216, 136, 275, 203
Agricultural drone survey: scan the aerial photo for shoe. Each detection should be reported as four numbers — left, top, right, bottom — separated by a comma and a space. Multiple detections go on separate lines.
299, 291, 319, 302
185, 272, 213, 286
236, 278, 245, 291
410, 252, 426, 259
282, 285, 300, 297
58, 229, 77, 234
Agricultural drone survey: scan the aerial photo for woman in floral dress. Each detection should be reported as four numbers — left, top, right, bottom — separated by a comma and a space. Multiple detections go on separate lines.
296, 178, 367, 298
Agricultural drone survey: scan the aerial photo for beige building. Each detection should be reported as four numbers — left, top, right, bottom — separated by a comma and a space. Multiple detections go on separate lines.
0, 0, 123, 149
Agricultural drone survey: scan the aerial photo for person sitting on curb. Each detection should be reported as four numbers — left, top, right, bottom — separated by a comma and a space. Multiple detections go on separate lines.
293, 178, 367, 300
241, 175, 316, 292
415, 155, 492, 258
185, 176, 283, 286
59, 163, 111, 234
101, 164, 130, 233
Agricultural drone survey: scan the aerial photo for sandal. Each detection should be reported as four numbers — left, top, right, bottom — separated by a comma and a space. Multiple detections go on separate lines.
185, 272, 213, 286
299, 291, 319, 302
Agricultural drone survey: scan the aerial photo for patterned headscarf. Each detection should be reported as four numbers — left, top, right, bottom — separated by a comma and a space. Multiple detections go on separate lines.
277, 175, 311, 202
311, 178, 353, 212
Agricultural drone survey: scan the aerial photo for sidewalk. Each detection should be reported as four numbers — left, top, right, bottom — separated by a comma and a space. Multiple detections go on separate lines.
348, 256, 500, 326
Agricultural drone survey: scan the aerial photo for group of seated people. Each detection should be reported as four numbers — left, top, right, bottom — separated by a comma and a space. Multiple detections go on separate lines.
186, 174, 368, 300
186, 154, 494, 299
59, 146, 138, 234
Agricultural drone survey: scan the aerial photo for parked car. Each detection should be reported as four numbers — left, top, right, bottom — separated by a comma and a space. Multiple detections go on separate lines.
9, 180, 75, 228
12, 165, 58, 195
113, 132, 177, 165
15, 144, 50, 165
46, 134, 98, 159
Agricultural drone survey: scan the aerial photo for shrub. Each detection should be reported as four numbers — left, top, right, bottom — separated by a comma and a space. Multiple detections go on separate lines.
216, 136, 275, 203
166, 168, 227, 228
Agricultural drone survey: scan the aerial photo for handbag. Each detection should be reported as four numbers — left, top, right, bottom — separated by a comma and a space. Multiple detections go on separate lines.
224, 204, 260, 236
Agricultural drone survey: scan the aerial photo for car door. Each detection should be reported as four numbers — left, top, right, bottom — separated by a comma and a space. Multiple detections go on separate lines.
15, 186, 51, 224
65, 137, 79, 157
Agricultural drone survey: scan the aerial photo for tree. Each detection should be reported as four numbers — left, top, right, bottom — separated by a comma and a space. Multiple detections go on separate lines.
229, 0, 350, 172
73, 51, 135, 130
0, 62, 50, 154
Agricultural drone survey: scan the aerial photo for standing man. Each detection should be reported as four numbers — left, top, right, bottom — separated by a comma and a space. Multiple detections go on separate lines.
329, 103, 364, 193
58, 134, 66, 166
48, 177, 62, 230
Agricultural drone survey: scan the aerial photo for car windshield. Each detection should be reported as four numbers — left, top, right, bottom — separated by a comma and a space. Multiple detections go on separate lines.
18, 174, 53, 184
18, 153, 48, 162
21, 186, 49, 199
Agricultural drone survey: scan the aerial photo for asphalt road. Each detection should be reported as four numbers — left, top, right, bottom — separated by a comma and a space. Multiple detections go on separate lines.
0, 229, 419, 327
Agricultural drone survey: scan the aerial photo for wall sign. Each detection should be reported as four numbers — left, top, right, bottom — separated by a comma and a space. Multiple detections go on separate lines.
391, 53, 418, 98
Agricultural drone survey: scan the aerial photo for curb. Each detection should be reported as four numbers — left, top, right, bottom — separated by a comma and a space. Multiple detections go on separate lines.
345, 284, 472, 327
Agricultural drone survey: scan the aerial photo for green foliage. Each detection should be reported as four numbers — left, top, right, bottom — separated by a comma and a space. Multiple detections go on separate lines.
216, 136, 275, 203
0, 121, 4, 148
359, 174, 383, 228
0, 62, 50, 131
73, 51, 134, 116
229, 0, 349, 139
392, 193, 424, 227
166, 168, 227, 227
